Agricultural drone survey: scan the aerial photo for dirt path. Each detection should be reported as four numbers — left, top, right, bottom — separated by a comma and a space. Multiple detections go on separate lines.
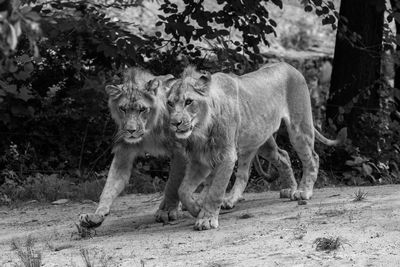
1, 185, 400, 266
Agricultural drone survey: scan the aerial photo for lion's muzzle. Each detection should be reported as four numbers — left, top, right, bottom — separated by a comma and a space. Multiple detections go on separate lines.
124, 129, 144, 143
171, 121, 193, 139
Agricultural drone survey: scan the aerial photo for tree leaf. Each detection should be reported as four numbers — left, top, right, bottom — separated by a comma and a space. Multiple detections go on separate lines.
362, 163, 373, 176
6, 22, 18, 50
218, 29, 230, 36
17, 86, 33, 102
269, 19, 277, 27
311, 0, 322, 6
271, 0, 283, 9
1, 83, 17, 94
304, 5, 313, 12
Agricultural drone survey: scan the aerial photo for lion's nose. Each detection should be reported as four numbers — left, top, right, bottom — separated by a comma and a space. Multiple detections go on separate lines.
127, 129, 137, 134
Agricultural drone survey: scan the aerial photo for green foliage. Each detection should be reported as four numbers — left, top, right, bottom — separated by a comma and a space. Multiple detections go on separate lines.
320, 80, 400, 185
157, 0, 280, 68
0, 0, 41, 57
0, 173, 105, 202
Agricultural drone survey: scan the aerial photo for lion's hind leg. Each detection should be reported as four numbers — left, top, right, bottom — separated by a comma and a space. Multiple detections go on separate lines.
221, 150, 257, 209
287, 122, 319, 200
257, 137, 297, 199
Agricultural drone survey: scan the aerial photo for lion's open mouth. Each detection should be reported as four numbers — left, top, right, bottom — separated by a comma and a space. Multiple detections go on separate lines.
124, 132, 144, 143
175, 125, 193, 139
176, 125, 193, 134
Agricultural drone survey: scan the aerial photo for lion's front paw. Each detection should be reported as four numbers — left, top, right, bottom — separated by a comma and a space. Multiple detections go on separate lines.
292, 190, 313, 200
221, 195, 243, 210
155, 208, 180, 223
280, 188, 292, 198
221, 199, 235, 210
79, 213, 105, 229
194, 209, 219, 231
280, 188, 312, 200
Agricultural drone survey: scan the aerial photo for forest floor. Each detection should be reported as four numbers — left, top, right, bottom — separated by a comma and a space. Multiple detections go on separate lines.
1, 185, 400, 266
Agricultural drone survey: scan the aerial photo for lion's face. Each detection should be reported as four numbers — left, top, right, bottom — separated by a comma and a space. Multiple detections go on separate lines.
106, 77, 173, 144
166, 73, 211, 139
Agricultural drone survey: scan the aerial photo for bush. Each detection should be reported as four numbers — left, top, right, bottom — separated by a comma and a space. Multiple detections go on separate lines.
0, 173, 106, 202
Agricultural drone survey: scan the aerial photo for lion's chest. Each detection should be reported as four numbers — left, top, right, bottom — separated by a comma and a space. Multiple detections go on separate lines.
141, 136, 171, 157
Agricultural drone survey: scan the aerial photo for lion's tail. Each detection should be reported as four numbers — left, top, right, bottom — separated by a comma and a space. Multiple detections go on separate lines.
314, 127, 347, 146
253, 155, 279, 183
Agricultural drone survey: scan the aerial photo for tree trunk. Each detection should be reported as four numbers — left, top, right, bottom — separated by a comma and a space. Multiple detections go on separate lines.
390, 0, 400, 122
326, 0, 384, 133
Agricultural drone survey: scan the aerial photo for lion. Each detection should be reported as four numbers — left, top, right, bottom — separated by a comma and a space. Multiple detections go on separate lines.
166, 62, 346, 230
78, 68, 186, 228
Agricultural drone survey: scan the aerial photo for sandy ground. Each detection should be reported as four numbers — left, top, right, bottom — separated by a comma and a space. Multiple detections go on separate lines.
1, 185, 400, 266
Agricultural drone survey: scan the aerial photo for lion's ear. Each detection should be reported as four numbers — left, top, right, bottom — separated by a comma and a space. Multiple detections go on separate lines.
194, 73, 211, 96
162, 75, 176, 92
146, 78, 161, 95
105, 85, 123, 99
147, 75, 176, 94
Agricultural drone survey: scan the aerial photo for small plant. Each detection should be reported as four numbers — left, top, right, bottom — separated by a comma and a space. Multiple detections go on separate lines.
313, 236, 346, 252
78, 248, 112, 267
80, 248, 94, 267
10, 236, 42, 267
353, 189, 368, 201
344, 155, 379, 184
74, 223, 96, 239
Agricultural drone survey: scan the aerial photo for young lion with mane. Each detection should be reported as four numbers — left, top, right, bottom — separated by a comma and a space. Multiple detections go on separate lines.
166, 63, 346, 230
79, 68, 183, 228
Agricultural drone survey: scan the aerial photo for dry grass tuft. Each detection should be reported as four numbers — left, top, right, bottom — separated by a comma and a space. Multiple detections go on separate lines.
353, 189, 368, 202
313, 236, 346, 252
79, 248, 112, 267
10, 236, 42, 267
74, 223, 96, 239
80, 248, 95, 267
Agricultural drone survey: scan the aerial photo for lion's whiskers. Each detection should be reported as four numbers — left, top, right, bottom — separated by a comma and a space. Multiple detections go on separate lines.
113, 130, 126, 144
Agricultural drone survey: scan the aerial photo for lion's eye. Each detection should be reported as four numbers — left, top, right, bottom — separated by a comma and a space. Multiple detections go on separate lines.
139, 107, 147, 113
185, 99, 193, 106
119, 106, 126, 113
167, 100, 174, 107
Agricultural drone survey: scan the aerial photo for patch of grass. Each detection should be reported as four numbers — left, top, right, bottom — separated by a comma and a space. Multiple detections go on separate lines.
1, 173, 106, 202
71, 248, 114, 267
10, 236, 42, 267
80, 248, 94, 267
353, 189, 368, 202
313, 236, 346, 252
